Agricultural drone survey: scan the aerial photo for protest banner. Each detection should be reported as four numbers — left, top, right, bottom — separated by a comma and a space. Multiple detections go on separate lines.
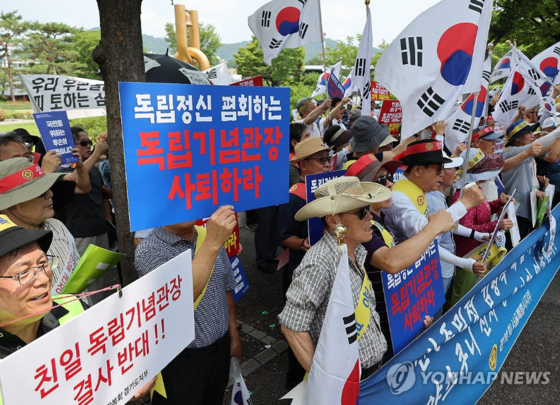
381, 240, 445, 354
0, 249, 195, 405
305, 170, 346, 245
370, 80, 391, 101
230, 76, 264, 87
33, 111, 79, 165
195, 214, 241, 258
378, 100, 402, 135
119, 82, 290, 231
507, 203, 521, 247
327, 73, 345, 99
20, 74, 106, 119
358, 205, 560, 404
59, 245, 126, 295
230, 255, 250, 302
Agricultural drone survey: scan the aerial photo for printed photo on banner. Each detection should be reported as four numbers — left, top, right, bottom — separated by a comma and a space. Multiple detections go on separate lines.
305, 170, 346, 245
118, 82, 290, 231
378, 100, 402, 135
0, 249, 195, 405
33, 111, 79, 165
381, 240, 445, 354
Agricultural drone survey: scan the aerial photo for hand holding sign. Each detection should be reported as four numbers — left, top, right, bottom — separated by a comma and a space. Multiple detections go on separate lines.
206, 205, 237, 248
41, 151, 62, 173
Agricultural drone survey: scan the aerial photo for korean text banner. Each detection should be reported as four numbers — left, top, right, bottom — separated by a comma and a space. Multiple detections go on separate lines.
0, 249, 195, 405
33, 111, 79, 165
119, 82, 290, 231
358, 205, 560, 404
379, 100, 402, 135
20, 74, 106, 119
382, 240, 445, 354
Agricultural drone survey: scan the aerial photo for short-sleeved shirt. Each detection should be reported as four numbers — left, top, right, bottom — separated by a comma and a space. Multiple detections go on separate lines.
501, 145, 537, 220
296, 119, 321, 138
57, 166, 107, 238
279, 181, 308, 273
41, 218, 81, 287
279, 231, 387, 368
426, 191, 456, 279
135, 227, 236, 348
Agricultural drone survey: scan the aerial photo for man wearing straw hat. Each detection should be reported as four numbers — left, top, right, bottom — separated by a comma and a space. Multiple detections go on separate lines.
279, 176, 393, 380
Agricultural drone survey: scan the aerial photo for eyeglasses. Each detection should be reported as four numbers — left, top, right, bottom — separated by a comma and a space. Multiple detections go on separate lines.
425, 164, 444, 175
343, 205, 370, 221
480, 138, 496, 144
79, 140, 93, 147
376, 172, 393, 186
0, 255, 58, 285
306, 156, 331, 165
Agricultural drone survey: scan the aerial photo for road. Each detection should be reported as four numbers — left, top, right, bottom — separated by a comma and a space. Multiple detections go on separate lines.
224, 227, 560, 405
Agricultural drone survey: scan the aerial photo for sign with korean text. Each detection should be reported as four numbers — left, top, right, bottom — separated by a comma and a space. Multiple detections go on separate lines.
230, 76, 264, 87
359, 206, 560, 404
60, 245, 126, 295
195, 214, 241, 258
327, 73, 345, 99
230, 255, 250, 302
119, 82, 290, 231
305, 170, 346, 245
379, 100, 402, 135
381, 240, 445, 354
0, 249, 195, 405
370, 80, 391, 101
33, 111, 79, 165
20, 74, 106, 119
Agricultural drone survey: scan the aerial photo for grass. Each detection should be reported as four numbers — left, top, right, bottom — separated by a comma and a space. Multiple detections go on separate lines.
0, 101, 32, 110
0, 121, 39, 134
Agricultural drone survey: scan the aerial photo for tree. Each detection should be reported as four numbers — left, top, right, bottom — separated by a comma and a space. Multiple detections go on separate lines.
371, 39, 389, 69
324, 35, 361, 76
0, 11, 29, 101
165, 21, 222, 65
489, 0, 560, 58
94, 0, 145, 287
19, 22, 80, 75
233, 36, 305, 86
73, 30, 102, 79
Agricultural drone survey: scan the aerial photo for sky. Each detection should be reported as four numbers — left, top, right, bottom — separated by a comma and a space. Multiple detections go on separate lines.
1, 0, 441, 46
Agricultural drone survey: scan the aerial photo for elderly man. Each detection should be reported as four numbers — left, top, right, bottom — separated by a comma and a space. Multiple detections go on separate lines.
0, 214, 155, 400
319, 96, 350, 136
384, 139, 487, 274
279, 136, 331, 389
135, 205, 242, 405
0, 158, 82, 291
295, 97, 330, 138
280, 176, 393, 383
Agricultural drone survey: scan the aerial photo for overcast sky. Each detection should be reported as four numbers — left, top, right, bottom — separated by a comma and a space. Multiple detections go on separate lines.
1, 0, 440, 46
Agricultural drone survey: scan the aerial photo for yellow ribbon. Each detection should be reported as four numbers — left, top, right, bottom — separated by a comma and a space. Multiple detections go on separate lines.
392, 179, 429, 218
371, 220, 396, 248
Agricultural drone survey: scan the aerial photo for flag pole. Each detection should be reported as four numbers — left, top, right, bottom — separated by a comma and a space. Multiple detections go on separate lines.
318, 0, 327, 99
458, 92, 480, 200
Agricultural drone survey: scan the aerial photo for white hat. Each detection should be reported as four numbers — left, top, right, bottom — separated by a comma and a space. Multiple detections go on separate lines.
542, 117, 557, 130
294, 176, 392, 221
443, 150, 463, 169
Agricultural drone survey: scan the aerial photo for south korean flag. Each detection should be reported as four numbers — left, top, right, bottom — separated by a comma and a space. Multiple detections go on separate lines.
248, 0, 322, 66
375, 0, 494, 139
352, 6, 373, 116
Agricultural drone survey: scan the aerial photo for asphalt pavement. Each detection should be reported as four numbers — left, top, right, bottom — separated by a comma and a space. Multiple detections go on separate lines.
223, 226, 560, 405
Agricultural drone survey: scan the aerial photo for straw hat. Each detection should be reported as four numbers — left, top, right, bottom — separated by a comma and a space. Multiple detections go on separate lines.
294, 176, 392, 221
454, 148, 504, 188
291, 137, 331, 163
0, 158, 64, 210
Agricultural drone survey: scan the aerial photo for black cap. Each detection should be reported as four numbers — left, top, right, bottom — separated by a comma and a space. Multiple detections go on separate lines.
0, 215, 52, 259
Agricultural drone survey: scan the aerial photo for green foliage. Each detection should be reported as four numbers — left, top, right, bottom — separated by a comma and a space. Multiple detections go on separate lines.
164, 22, 222, 65
69, 116, 107, 143
164, 23, 176, 55
0, 121, 37, 133
233, 36, 305, 87
4, 109, 33, 119
73, 30, 101, 79
372, 39, 389, 69
323, 35, 361, 76
490, 0, 560, 58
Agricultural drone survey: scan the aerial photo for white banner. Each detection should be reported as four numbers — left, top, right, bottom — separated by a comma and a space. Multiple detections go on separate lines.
19, 74, 106, 119
0, 249, 195, 405
204, 62, 232, 86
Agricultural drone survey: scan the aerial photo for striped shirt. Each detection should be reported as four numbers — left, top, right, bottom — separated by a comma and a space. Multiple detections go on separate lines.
41, 218, 81, 290
279, 231, 387, 368
135, 227, 236, 348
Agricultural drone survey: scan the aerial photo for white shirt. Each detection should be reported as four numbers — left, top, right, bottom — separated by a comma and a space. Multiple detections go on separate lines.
296, 119, 322, 138
319, 117, 347, 136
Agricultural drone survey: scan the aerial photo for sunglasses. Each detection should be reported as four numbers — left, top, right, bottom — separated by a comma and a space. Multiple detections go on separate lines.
306, 156, 331, 165
343, 205, 370, 220
425, 164, 444, 175
79, 140, 93, 147
376, 172, 393, 186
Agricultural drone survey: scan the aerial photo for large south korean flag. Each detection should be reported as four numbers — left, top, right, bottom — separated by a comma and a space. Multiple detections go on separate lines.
375, 0, 494, 139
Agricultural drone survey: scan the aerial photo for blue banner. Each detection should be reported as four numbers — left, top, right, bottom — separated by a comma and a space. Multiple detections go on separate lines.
359, 206, 560, 404
382, 240, 445, 354
119, 82, 290, 231
33, 111, 78, 165
230, 255, 250, 302
305, 170, 346, 245
327, 73, 345, 100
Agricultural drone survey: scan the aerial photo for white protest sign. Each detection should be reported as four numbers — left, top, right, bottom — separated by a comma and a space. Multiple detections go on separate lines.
507, 202, 521, 248
19, 74, 106, 119
0, 249, 194, 405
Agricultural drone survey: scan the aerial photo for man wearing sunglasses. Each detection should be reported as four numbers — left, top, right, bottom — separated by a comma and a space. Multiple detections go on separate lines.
278, 137, 331, 390
384, 139, 487, 275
